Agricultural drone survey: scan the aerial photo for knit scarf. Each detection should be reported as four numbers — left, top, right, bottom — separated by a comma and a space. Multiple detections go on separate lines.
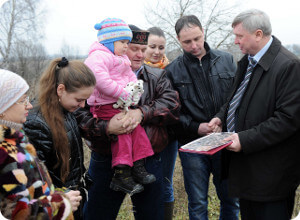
0, 124, 73, 220
144, 54, 169, 69
0, 120, 23, 143
0, 119, 22, 132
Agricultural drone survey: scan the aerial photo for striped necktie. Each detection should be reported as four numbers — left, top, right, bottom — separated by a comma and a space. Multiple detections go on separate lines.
226, 57, 257, 132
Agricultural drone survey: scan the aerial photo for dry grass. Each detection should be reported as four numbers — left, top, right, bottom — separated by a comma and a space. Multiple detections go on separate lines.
83, 145, 300, 219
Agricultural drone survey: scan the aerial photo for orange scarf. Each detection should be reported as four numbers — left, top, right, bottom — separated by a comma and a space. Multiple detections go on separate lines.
144, 54, 169, 69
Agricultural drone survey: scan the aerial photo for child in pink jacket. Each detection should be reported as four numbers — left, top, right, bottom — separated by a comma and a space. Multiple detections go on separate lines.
85, 18, 155, 195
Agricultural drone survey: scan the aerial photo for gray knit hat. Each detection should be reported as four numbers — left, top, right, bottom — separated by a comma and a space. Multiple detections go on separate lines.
0, 69, 29, 114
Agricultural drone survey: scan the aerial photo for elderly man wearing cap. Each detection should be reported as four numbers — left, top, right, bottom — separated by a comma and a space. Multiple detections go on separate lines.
75, 24, 180, 219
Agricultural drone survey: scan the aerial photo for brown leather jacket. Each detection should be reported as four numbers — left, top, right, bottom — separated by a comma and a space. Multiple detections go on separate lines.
74, 64, 180, 154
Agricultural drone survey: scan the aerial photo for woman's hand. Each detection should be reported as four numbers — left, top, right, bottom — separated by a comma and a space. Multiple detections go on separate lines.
65, 190, 82, 212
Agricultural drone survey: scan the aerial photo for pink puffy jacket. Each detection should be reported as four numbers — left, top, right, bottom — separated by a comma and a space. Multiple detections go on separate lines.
85, 42, 137, 106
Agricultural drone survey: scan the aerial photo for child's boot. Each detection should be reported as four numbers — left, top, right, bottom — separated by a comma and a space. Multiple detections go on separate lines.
132, 159, 156, 184
110, 165, 144, 196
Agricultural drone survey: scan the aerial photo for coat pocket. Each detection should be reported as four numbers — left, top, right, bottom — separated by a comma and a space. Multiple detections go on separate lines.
174, 81, 193, 100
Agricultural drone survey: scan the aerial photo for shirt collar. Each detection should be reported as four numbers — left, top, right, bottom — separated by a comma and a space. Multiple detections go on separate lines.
134, 65, 144, 77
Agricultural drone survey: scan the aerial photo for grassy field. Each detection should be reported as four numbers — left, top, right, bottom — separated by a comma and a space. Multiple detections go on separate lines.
83, 146, 300, 219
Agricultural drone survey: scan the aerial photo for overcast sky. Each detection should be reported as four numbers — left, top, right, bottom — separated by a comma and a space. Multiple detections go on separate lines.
6, 0, 299, 55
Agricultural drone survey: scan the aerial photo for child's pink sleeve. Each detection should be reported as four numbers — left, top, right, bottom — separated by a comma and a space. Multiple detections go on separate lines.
86, 53, 127, 99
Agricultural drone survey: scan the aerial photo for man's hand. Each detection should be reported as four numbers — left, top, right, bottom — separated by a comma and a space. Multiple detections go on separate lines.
224, 133, 242, 152
107, 111, 137, 135
198, 122, 214, 136
127, 108, 143, 126
208, 117, 222, 133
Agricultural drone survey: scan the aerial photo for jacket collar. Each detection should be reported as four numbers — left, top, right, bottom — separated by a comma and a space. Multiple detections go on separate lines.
257, 36, 281, 71
138, 65, 148, 82
182, 42, 224, 68
183, 42, 211, 62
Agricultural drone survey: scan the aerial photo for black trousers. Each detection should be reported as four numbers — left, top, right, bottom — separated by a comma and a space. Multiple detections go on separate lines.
240, 191, 295, 220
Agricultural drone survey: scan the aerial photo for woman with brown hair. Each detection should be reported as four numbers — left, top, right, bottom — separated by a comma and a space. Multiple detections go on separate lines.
144, 27, 169, 69
24, 57, 96, 219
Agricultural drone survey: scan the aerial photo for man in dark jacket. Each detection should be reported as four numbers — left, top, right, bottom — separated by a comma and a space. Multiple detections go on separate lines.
209, 9, 300, 219
165, 15, 239, 219
74, 25, 180, 220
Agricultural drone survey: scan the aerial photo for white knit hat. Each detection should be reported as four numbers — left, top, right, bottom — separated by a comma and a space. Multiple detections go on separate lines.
0, 69, 29, 114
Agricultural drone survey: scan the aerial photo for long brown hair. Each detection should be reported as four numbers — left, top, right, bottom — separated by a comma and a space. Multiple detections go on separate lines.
38, 58, 96, 182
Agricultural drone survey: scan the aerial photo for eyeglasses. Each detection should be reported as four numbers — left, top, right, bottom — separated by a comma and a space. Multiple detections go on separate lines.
15, 96, 30, 106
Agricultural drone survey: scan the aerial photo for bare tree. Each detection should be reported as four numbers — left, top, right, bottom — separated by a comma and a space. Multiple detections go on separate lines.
8, 40, 47, 89
144, 0, 241, 58
30, 43, 47, 77
13, 40, 31, 78
286, 44, 300, 57
60, 40, 83, 60
0, 0, 45, 69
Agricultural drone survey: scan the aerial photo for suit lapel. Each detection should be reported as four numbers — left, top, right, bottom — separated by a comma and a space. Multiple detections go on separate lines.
237, 66, 264, 129
232, 36, 282, 131
227, 56, 248, 106
231, 56, 264, 131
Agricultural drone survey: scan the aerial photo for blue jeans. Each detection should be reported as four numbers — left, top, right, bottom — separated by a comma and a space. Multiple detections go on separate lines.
161, 140, 178, 202
84, 151, 164, 220
179, 150, 239, 220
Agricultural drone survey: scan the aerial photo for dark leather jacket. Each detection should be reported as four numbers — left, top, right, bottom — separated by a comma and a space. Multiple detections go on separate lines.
23, 107, 85, 188
74, 64, 180, 154
166, 43, 236, 144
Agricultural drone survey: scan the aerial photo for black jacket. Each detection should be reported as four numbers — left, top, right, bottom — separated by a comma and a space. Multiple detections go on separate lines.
166, 43, 236, 144
74, 65, 180, 154
216, 36, 300, 201
23, 107, 85, 188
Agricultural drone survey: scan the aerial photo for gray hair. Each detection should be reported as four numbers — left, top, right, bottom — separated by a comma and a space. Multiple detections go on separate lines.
232, 9, 272, 36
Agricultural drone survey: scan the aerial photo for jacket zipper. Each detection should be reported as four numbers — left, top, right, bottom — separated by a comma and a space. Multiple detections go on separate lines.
209, 55, 221, 114
199, 60, 216, 119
